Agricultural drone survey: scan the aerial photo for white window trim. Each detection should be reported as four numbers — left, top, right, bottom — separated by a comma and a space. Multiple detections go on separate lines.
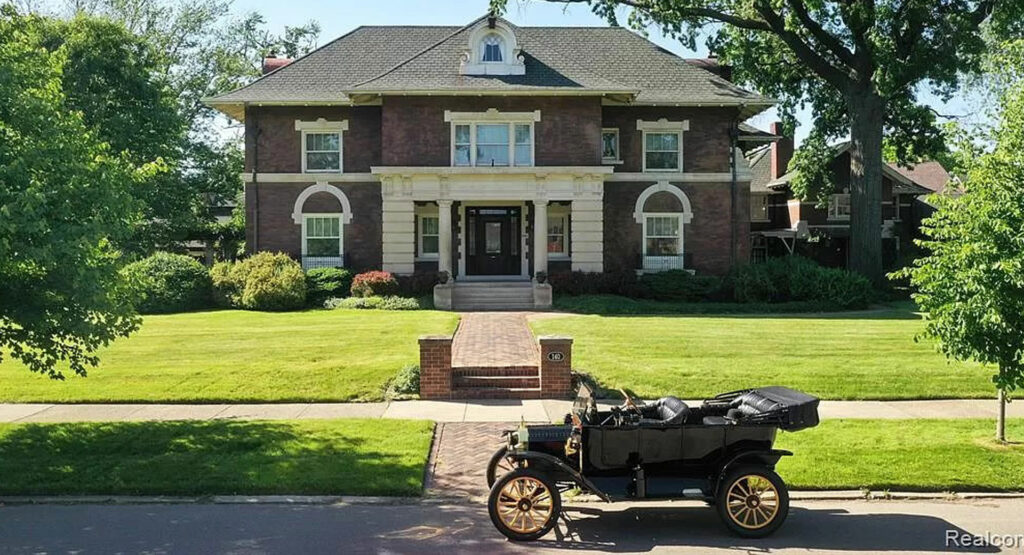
638, 119, 688, 173
751, 193, 771, 222
480, 32, 505, 63
445, 110, 540, 168
601, 128, 622, 164
301, 213, 344, 265
547, 206, 570, 259
415, 205, 440, 261
828, 193, 851, 221
295, 119, 349, 174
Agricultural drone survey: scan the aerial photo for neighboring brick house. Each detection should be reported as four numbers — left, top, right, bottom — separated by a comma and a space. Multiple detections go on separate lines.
746, 124, 942, 269
206, 15, 774, 308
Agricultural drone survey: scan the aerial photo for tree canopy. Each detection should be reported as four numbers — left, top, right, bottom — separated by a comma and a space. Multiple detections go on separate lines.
0, 7, 148, 378
493, 0, 1024, 282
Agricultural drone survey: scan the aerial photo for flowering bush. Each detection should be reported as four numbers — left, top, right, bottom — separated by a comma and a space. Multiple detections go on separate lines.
350, 270, 398, 297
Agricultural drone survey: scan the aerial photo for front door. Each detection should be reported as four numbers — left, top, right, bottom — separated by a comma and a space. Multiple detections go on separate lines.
467, 207, 521, 276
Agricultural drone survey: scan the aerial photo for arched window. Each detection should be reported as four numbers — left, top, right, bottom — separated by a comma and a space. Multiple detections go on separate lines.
292, 183, 353, 270
482, 34, 503, 62
633, 182, 693, 273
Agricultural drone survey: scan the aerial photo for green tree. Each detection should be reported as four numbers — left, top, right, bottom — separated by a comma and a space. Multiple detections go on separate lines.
0, 7, 149, 378
493, 0, 1024, 283
894, 58, 1024, 441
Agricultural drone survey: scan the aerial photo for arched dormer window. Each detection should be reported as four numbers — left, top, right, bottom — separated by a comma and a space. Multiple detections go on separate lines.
460, 19, 525, 76
482, 34, 504, 62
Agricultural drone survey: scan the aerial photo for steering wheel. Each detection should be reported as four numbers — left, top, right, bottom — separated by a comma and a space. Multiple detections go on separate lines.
620, 389, 642, 414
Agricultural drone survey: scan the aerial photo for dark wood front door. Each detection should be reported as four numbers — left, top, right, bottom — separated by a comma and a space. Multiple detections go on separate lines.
467, 207, 521, 275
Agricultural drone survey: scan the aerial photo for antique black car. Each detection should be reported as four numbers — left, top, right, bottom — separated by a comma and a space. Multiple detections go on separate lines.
486, 384, 820, 541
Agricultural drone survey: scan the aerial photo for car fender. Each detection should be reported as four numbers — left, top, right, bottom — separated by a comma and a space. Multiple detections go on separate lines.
508, 451, 612, 503
714, 449, 792, 492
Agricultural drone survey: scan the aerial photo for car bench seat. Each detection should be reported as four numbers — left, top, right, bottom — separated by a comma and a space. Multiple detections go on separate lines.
639, 396, 690, 426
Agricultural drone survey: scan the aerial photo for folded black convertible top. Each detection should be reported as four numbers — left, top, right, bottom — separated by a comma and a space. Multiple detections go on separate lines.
705, 386, 820, 431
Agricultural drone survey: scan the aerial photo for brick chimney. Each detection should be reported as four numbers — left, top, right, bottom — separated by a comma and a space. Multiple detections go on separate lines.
770, 122, 794, 179
262, 56, 292, 75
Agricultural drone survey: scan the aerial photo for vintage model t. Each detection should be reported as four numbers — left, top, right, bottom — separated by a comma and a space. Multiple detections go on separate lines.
485, 384, 820, 541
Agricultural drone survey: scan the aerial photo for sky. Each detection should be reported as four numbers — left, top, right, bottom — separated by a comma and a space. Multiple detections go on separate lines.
233, 0, 982, 146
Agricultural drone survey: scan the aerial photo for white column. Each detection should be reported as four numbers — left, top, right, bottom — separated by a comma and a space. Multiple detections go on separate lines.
533, 199, 548, 277
437, 200, 453, 276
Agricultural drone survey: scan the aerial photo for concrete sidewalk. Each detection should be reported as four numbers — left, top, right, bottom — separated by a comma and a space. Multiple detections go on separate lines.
0, 398, 1019, 423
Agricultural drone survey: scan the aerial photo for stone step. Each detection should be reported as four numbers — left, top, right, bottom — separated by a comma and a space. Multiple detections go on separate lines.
449, 387, 545, 399
452, 375, 540, 389
456, 304, 536, 311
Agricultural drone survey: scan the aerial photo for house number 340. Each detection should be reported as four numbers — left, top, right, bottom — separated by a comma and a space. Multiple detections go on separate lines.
547, 351, 565, 362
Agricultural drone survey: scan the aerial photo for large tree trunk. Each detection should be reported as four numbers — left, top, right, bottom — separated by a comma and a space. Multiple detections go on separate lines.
846, 90, 885, 284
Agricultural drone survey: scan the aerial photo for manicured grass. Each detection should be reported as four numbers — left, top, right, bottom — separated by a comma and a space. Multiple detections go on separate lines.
0, 310, 459, 403
777, 419, 1024, 491
553, 294, 844, 314
531, 306, 994, 400
0, 419, 434, 496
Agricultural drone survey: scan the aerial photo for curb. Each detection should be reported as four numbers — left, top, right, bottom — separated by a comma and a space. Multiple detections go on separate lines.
2, 491, 1023, 506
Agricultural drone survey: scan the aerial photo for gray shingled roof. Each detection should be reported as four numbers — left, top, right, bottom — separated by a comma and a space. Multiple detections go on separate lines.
207, 16, 772, 120
746, 146, 774, 193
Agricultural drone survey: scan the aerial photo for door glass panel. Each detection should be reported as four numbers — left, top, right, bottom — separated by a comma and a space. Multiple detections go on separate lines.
485, 222, 502, 254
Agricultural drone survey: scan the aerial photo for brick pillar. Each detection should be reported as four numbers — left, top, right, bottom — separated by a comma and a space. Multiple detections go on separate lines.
419, 335, 453, 399
538, 336, 573, 398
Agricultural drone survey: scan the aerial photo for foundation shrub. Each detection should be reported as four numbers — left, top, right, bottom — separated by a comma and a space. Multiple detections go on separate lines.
351, 271, 398, 297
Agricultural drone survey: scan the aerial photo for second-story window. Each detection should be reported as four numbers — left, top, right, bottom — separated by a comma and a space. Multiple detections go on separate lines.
644, 131, 681, 171
451, 121, 534, 167
751, 194, 770, 222
602, 128, 620, 163
296, 119, 348, 173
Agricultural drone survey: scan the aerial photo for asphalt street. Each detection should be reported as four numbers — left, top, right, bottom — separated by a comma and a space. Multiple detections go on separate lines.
1, 498, 1022, 554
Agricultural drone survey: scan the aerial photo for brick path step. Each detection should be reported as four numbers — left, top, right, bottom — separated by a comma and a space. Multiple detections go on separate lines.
453, 281, 534, 311
451, 365, 541, 396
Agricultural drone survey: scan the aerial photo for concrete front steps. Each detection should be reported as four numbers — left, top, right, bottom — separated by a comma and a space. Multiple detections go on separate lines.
450, 366, 543, 399
452, 281, 534, 311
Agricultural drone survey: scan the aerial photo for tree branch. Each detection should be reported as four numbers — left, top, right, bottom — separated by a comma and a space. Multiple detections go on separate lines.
786, 0, 858, 69
548, 0, 772, 31
753, 0, 854, 90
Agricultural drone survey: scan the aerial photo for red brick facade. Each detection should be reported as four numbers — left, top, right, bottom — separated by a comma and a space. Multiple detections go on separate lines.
418, 335, 453, 400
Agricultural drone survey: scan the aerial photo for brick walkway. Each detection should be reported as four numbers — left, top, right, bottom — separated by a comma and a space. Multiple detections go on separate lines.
425, 422, 511, 499
451, 312, 539, 368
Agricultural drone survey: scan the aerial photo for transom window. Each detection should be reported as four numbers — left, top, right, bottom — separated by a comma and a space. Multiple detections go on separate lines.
644, 132, 681, 171
482, 34, 504, 62
829, 193, 851, 220
452, 122, 533, 167
602, 128, 620, 163
303, 216, 344, 260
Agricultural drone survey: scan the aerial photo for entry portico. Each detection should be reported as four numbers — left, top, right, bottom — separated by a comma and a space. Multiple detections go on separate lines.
372, 166, 613, 279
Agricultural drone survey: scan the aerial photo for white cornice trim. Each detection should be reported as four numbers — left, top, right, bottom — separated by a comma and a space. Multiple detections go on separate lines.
444, 108, 541, 123
294, 118, 349, 131
637, 118, 690, 132
606, 172, 751, 183
370, 166, 614, 176
242, 172, 376, 183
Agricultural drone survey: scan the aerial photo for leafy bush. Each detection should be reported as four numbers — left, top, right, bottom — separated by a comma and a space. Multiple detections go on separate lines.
396, 272, 439, 297
732, 256, 874, 308
325, 295, 422, 310
384, 364, 420, 400
547, 271, 640, 297
122, 252, 211, 314
305, 267, 353, 307
638, 270, 725, 302
211, 252, 306, 311
350, 271, 398, 297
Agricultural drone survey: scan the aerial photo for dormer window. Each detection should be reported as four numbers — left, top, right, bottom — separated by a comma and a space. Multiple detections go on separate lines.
482, 34, 503, 62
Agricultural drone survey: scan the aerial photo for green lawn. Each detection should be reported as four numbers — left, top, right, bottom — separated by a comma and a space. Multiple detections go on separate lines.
531, 306, 994, 400
0, 419, 434, 496
0, 310, 459, 403
778, 419, 1024, 491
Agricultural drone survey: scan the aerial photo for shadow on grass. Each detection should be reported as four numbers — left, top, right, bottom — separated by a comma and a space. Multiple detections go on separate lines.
0, 420, 428, 497
552, 296, 922, 320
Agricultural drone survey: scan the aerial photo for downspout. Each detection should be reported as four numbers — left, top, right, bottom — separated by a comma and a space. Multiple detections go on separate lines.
728, 120, 739, 268
249, 103, 261, 254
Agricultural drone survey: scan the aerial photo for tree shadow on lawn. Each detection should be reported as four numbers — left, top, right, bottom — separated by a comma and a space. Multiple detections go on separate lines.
537, 504, 999, 552
0, 420, 427, 497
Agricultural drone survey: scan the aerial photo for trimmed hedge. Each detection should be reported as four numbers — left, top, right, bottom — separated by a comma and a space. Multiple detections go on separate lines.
212, 252, 306, 311
324, 295, 422, 310
123, 252, 211, 314
351, 271, 398, 297
306, 267, 353, 307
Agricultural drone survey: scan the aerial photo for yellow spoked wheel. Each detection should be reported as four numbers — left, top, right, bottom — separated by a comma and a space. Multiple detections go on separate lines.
486, 446, 523, 487
488, 469, 561, 541
716, 466, 789, 538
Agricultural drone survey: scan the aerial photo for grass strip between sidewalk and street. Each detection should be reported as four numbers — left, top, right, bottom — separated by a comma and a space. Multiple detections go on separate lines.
776, 419, 1024, 492
0, 419, 434, 496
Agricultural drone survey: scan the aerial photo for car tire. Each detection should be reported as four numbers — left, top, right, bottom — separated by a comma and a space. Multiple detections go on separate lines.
716, 465, 789, 538
488, 468, 561, 542
486, 446, 521, 488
